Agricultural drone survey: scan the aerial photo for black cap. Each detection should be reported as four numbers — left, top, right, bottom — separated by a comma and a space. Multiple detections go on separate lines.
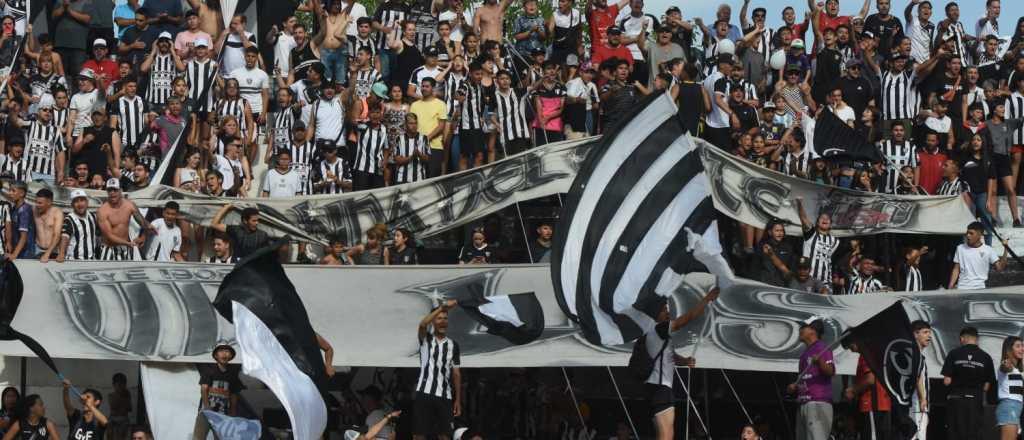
891, 52, 910, 61
716, 53, 735, 65
530, 47, 546, 56
423, 46, 439, 57
317, 139, 338, 151
799, 319, 825, 337
666, 6, 681, 14
607, 26, 623, 36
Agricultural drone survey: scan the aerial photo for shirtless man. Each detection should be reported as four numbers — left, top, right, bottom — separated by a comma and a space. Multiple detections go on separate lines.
97, 178, 152, 261
186, 0, 224, 39
313, 0, 356, 84
473, 0, 513, 42
33, 189, 64, 263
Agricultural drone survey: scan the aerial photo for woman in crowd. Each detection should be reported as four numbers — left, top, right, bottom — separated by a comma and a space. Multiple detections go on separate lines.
382, 84, 410, 155
214, 78, 255, 163
211, 115, 244, 158
1, 395, 59, 440
459, 228, 494, 264
757, 219, 796, 287
389, 228, 418, 265
346, 226, 389, 265
0, 387, 19, 436
740, 424, 762, 440
997, 336, 1024, 440
174, 148, 204, 191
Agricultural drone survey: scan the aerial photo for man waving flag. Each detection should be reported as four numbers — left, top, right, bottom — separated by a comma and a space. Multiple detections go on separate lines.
550, 92, 733, 346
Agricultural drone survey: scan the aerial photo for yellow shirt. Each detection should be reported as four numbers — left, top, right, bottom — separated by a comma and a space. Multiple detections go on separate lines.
408, 98, 448, 150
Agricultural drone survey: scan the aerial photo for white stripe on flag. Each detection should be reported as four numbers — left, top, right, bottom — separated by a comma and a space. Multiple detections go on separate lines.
232, 301, 327, 440
477, 296, 525, 327
559, 93, 678, 318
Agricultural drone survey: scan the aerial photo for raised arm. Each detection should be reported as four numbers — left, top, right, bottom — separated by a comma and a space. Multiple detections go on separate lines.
316, 333, 336, 377
418, 299, 457, 342
61, 380, 75, 418
794, 197, 813, 231
361, 411, 402, 440
857, 0, 870, 20
740, 0, 752, 31
904, 0, 917, 25
670, 288, 719, 332
209, 204, 233, 233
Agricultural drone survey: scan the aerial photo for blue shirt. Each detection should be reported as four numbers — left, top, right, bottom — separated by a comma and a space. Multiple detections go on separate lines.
12, 202, 35, 259
113, 0, 142, 39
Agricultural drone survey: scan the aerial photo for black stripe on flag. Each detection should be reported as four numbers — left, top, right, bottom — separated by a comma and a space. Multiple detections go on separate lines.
458, 291, 545, 345
551, 92, 732, 346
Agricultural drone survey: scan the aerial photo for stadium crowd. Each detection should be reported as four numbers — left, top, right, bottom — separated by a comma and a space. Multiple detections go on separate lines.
0, 0, 1020, 438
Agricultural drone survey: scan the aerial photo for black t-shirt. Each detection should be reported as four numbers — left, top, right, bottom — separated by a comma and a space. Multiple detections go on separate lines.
120, 26, 159, 66
67, 410, 105, 440
389, 246, 418, 265
960, 154, 995, 194
940, 343, 996, 393
838, 75, 874, 119
812, 48, 843, 104
758, 238, 796, 287
76, 126, 115, 179
863, 14, 904, 57
393, 41, 423, 88
730, 101, 759, 133
676, 81, 704, 136
18, 417, 49, 440
226, 224, 270, 258
459, 243, 493, 264
198, 364, 245, 414
933, 74, 966, 120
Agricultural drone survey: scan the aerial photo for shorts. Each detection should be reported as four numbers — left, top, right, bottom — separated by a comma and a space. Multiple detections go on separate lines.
412, 392, 453, 437
1013, 145, 1024, 155
996, 398, 1022, 426
459, 129, 485, 157
645, 384, 674, 417
994, 153, 1013, 178
101, 244, 139, 261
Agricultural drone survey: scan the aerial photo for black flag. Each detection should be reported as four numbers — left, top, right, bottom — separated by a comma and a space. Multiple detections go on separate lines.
458, 289, 545, 345
212, 240, 325, 384
813, 107, 882, 162
0, 261, 61, 376
844, 301, 921, 407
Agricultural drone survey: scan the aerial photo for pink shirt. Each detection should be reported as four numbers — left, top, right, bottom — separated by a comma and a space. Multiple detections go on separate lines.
175, 30, 213, 57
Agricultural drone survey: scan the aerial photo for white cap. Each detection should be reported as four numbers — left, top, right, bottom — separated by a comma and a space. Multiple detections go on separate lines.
70, 189, 88, 201
158, 31, 173, 41
92, 38, 107, 47
105, 178, 121, 191
194, 38, 210, 48
453, 428, 469, 440
37, 94, 55, 109
78, 68, 96, 81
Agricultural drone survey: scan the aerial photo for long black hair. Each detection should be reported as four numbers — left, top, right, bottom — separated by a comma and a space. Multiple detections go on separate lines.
0, 387, 19, 413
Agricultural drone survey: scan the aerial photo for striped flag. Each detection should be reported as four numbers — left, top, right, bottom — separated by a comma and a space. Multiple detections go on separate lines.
458, 291, 545, 345
551, 92, 733, 346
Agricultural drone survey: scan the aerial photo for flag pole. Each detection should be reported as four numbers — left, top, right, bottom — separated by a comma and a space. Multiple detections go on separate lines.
720, 368, 753, 425
984, 224, 1024, 267
560, 367, 589, 433
674, 367, 712, 439
604, 366, 640, 440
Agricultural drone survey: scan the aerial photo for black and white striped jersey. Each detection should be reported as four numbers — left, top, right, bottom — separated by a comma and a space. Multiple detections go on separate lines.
354, 125, 388, 175
782, 149, 814, 178
271, 107, 299, 150
879, 69, 920, 121
847, 273, 885, 294
25, 120, 65, 177
372, 2, 407, 50
347, 35, 378, 61
415, 334, 460, 399
937, 177, 971, 195
316, 157, 350, 194
802, 229, 839, 285
878, 139, 917, 193
493, 88, 530, 144
53, 108, 69, 136
902, 264, 923, 292
1005, 93, 1024, 145
116, 95, 147, 149
146, 53, 178, 106
442, 71, 466, 119
352, 68, 383, 99
186, 58, 218, 111
284, 140, 317, 195
458, 82, 484, 130
0, 155, 29, 182
216, 97, 250, 139
392, 133, 429, 184
61, 211, 99, 261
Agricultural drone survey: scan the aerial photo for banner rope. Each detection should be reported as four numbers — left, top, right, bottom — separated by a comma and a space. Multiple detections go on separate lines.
720, 368, 753, 424
605, 366, 640, 440
674, 367, 711, 439
561, 367, 588, 433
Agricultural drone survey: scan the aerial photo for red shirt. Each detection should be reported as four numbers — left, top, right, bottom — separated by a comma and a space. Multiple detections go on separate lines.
588, 5, 620, 56
917, 149, 948, 195
857, 356, 892, 413
592, 44, 633, 67
81, 58, 121, 84
818, 12, 850, 33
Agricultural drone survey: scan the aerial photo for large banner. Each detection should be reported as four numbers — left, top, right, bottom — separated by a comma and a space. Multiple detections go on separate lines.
699, 142, 977, 236
0, 260, 1017, 377
23, 138, 594, 245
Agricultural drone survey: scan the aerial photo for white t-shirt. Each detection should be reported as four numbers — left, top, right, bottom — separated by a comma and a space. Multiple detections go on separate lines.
566, 77, 599, 111
953, 243, 1000, 290
70, 89, 101, 137
437, 10, 473, 42
906, 14, 932, 64
215, 154, 242, 191
274, 33, 297, 72
644, 322, 676, 388
343, 1, 368, 37
831, 105, 856, 125
222, 32, 256, 75
227, 67, 270, 114
144, 218, 182, 262
925, 115, 952, 134
998, 365, 1023, 402
263, 168, 303, 197
620, 14, 656, 61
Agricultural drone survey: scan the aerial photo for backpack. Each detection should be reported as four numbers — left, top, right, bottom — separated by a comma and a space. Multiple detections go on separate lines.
628, 332, 670, 382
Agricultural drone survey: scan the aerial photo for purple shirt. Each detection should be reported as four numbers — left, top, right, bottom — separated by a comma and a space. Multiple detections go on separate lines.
798, 340, 834, 403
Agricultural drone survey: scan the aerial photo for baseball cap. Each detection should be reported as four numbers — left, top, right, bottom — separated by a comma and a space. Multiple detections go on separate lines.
861, 30, 876, 39
194, 38, 210, 48
790, 38, 805, 49
763, 100, 776, 109
785, 63, 803, 73
666, 6, 681, 14
105, 178, 121, 191
607, 26, 623, 35
158, 31, 173, 41
92, 38, 107, 47
423, 46, 439, 57
78, 68, 97, 81
845, 57, 863, 67
70, 189, 88, 201
371, 82, 389, 99
530, 46, 546, 56
565, 53, 579, 66
37, 94, 55, 109
716, 53, 735, 65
